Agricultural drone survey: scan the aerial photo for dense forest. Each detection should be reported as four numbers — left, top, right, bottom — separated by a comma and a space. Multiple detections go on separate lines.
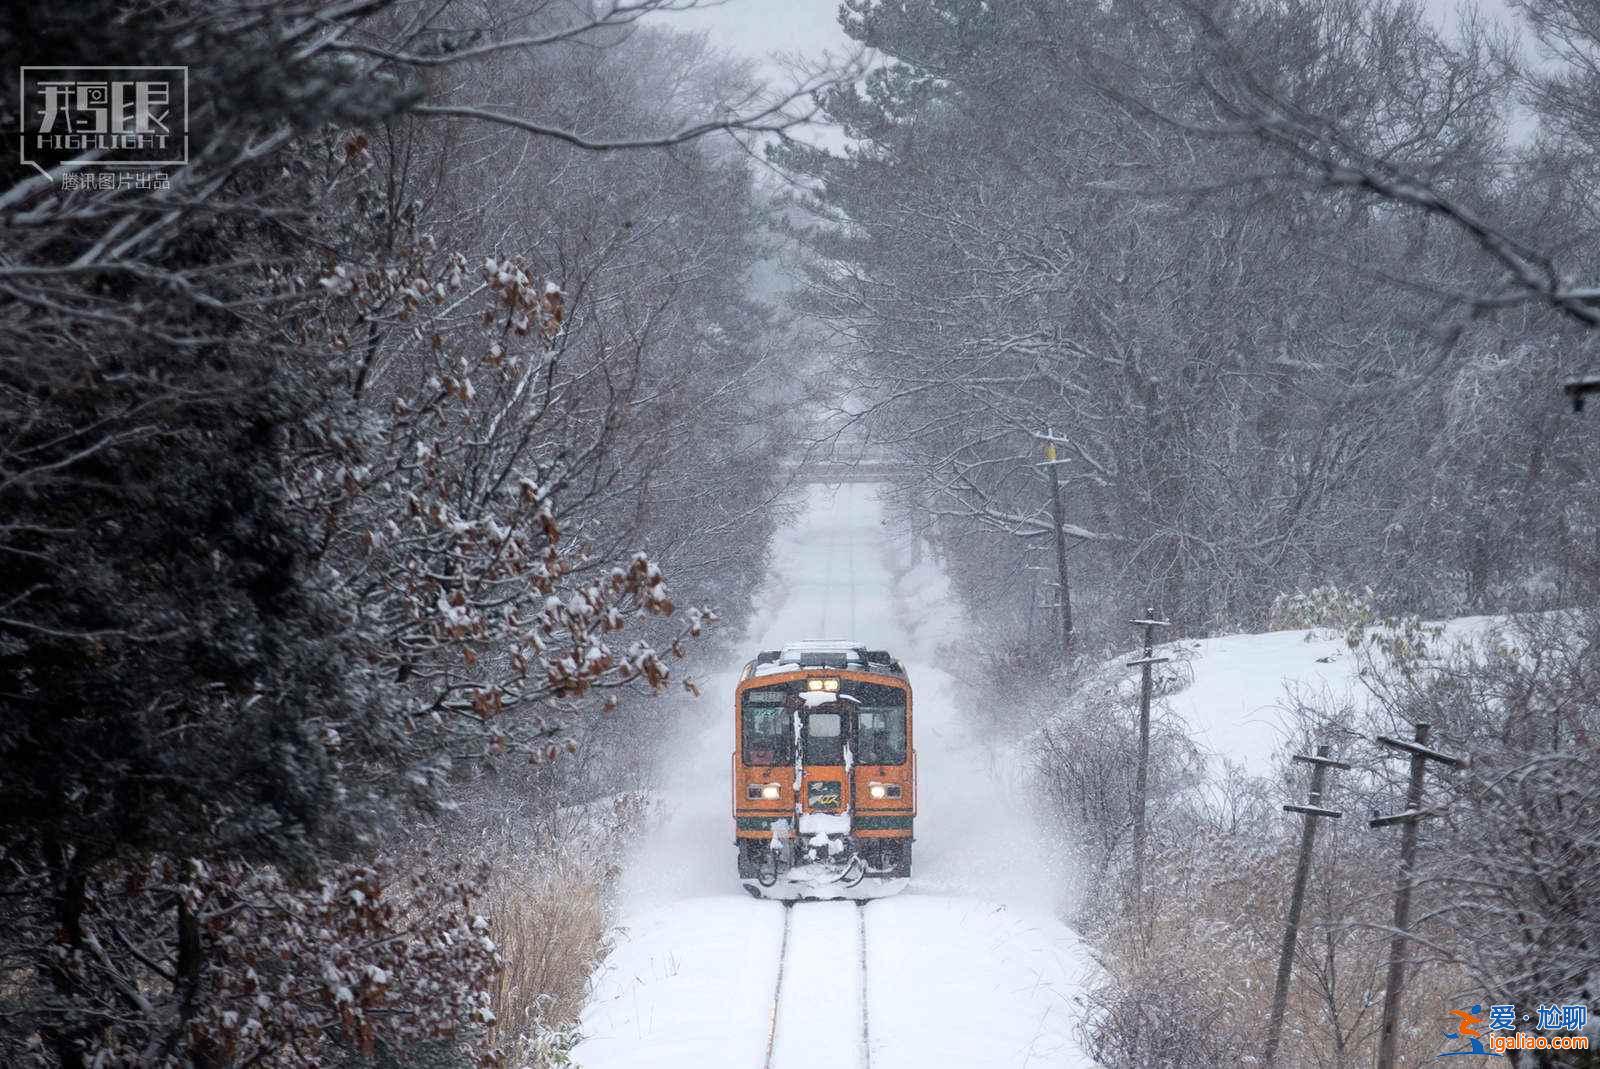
776, 2, 1600, 1064
1, 2, 816, 1064
787, 0, 1600, 654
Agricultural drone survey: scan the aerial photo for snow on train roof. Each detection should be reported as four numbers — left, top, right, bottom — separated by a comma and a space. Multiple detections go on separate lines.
779, 639, 864, 652
749, 640, 903, 677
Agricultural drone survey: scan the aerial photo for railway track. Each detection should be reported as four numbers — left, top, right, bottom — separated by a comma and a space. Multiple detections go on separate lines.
857, 900, 872, 1067
764, 900, 873, 1069
762, 904, 792, 1069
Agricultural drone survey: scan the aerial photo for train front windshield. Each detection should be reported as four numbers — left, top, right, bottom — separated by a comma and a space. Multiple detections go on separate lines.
742, 689, 791, 765
740, 681, 907, 766
856, 708, 906, 764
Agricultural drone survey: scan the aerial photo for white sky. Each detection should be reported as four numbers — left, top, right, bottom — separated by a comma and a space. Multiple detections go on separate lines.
661, 0, 1529, 162
665, 0, 855, 69
669, 0, 1514, 67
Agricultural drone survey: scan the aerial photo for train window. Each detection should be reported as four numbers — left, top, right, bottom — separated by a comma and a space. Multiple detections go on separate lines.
856, 708, 907, 765
847, 681, 906, 707
804, 710, 844, 765
741, 687, 792, 766
846, 681, 907, 765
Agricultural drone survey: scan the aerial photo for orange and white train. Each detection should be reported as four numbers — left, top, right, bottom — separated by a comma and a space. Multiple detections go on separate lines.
732, 641, 916, 900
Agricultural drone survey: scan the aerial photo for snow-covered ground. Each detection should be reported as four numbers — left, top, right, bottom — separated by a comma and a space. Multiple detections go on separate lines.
573, 482, 1098, 1068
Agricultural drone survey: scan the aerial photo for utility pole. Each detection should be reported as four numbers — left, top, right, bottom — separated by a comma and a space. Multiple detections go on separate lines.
1034, 429, 1074, 657
1126, 610, 1170, 899
1264, 744, 1351, 1069
1023, 546, 1048, 638
1370, 723, 1462, 1069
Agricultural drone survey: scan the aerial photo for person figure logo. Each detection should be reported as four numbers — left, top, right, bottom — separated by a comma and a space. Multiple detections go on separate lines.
1439, 1005, 1489, 1057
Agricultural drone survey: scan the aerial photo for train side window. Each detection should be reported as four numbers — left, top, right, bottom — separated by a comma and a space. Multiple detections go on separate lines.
804, 710, 844, 765
741, 689, 792, 766
857, 708, 907, 764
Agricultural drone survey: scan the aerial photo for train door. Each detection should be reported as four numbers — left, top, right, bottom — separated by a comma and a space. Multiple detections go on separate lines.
785, 691, 857, 863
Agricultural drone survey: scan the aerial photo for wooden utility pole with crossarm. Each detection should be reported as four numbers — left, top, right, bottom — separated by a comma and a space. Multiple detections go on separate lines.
1127, 611, 1170, 898
1263, 744, 1351, 1068
1370, 722, 1462, 1069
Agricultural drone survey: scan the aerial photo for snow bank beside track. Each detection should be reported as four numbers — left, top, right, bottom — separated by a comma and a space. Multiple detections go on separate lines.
577, 897, 784, 1069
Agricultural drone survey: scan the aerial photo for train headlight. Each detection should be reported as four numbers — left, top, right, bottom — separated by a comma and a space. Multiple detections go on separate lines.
868, 782, 902, 800
806, 678, 839, 692
761, 783, 781, 800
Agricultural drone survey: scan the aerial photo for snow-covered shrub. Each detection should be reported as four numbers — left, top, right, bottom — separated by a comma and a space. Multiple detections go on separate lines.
4, 857, 504, 1069
1083, 948, 1263, 1068
504, 1014, 582, 1069
1356, 610, 1600, 1061
1079, 761, 1282, 1064
1270, 586, 1451, 679
1351, 612, 1447, 680
1033, 694, 1207, 925
1268, 584, 1381, 637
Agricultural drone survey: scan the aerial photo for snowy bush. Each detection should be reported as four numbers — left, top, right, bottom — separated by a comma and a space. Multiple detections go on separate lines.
1267, 584, 1381, 637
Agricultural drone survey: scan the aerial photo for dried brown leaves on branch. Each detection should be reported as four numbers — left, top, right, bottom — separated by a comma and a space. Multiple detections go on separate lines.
303, 235, 717, 765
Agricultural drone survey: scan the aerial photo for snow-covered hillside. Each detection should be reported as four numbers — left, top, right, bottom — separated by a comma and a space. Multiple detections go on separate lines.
1083, 617, 1499, 776
572, 482, 1098, 1068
